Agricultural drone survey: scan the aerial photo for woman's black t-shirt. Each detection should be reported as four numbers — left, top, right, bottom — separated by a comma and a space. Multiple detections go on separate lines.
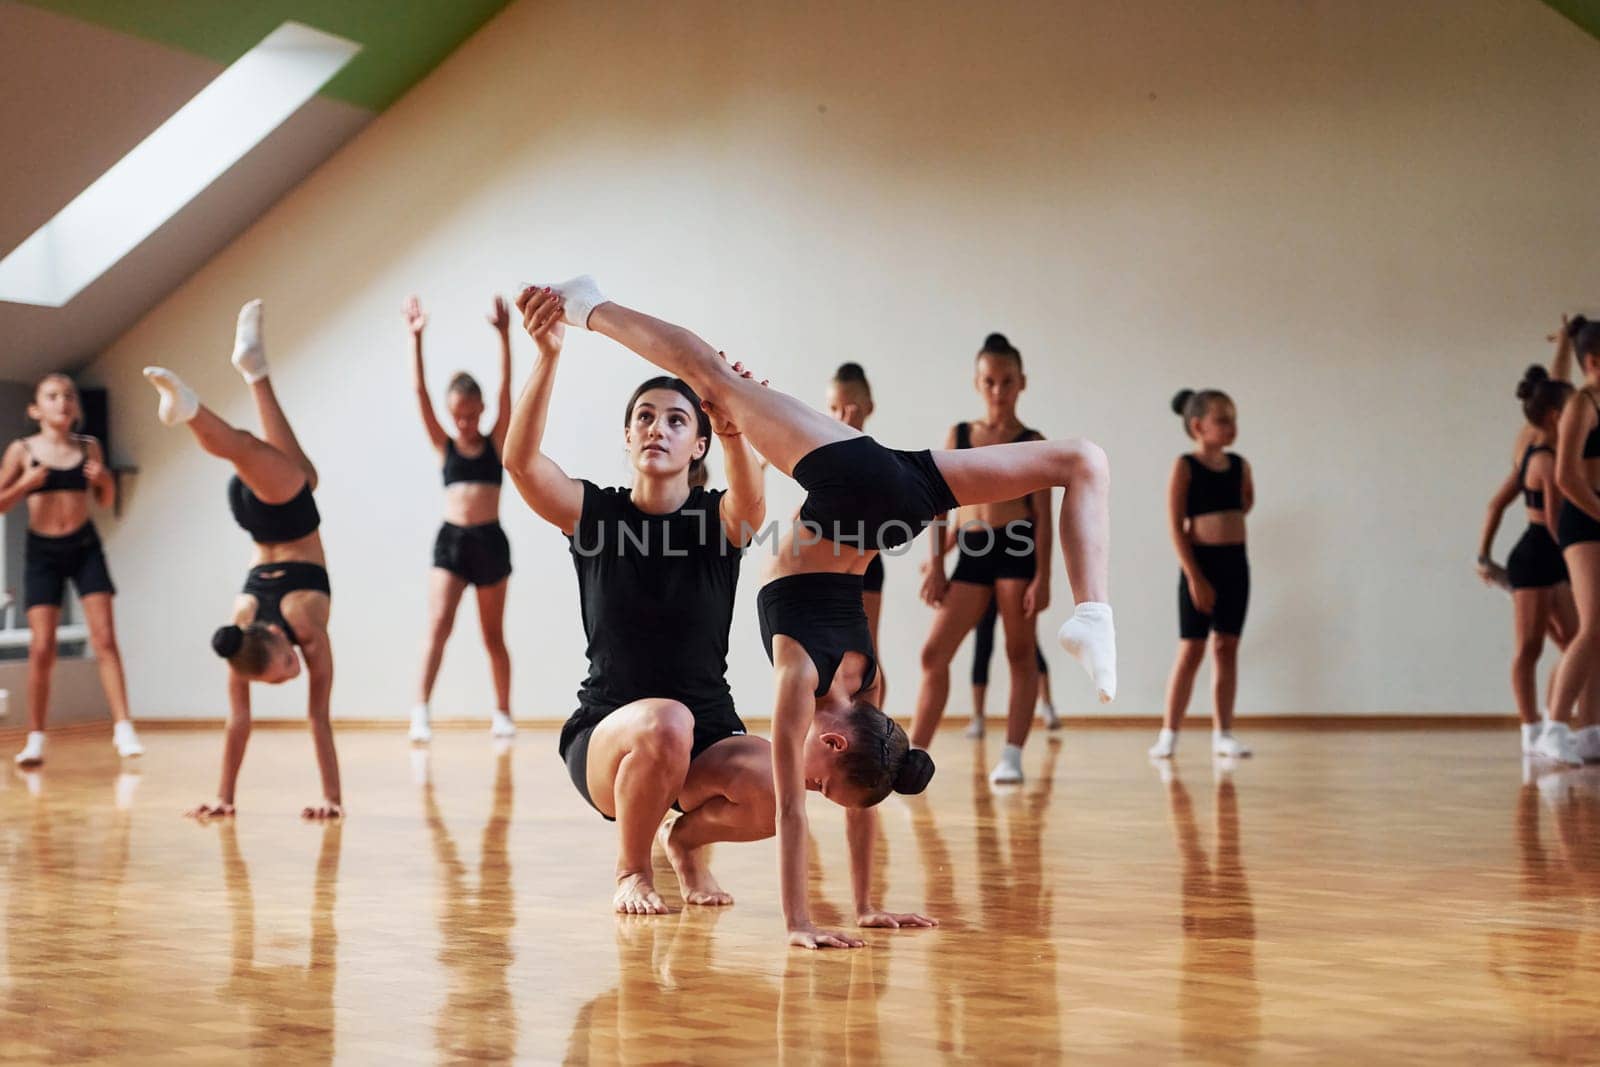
559, 481, 744, 758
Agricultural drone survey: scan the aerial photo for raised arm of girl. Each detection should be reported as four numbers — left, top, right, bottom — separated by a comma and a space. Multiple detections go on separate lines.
488, 295, 514, 453
406, 296, 448, 452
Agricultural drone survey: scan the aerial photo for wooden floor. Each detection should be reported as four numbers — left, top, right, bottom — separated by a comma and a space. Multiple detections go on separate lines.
2, 725, 1599, 1064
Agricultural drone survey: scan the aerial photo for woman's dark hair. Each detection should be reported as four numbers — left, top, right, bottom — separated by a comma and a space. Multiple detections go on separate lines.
447, 372, 482, 400
978, 332, 1023, 369
624, 376, 713, 489
833, 362, 873, 403
1566, 315, 1590, 341
836, 700, 935, 806
1171, 388, 1233, 438
1518, 365, 1574, 427
211, 623, 276, 676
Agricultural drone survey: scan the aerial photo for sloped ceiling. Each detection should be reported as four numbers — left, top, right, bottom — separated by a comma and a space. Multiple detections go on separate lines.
1, 0, 511, 380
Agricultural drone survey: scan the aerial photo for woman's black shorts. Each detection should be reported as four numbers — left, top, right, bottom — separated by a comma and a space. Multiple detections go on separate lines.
433, 521, 512, 586
24, 522, 115, 609
1508, 523, 1568, 589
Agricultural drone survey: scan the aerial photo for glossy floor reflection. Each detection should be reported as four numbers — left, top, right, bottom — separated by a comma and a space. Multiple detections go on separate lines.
2, 726, 1599, 1064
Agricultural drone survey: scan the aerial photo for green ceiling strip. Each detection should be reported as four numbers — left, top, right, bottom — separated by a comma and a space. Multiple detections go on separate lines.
1544, 0, 1600, 41
19, 0, 512, 111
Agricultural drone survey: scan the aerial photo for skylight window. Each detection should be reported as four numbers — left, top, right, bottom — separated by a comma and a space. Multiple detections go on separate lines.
0, 21, 359, 307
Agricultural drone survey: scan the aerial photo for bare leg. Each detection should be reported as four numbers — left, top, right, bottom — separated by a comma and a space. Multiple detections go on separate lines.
79, 593, 132, 724
583, 699, 695, 914
1548, 544, 1600, 724
662, 736, 777, 905
24, 605, 58, 733
1211, 634, 1240, 734
994, 580, 1040, 749
932, 439, 1110, 606
1511, 589, 1549, 726
417, 569, 467, 704
475, 579, 512, 713
587, 302, 856, 477
911, 583, 993, 748
244, 371, 318, 489
180, 405, 306, 503
1164, 641, 1206, 731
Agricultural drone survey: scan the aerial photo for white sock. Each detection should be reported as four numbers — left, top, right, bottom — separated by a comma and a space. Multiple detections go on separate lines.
964, 714, 986, 739
989, 743, 1024, 785
14, 731, 45, 767
1576, 723, 1600, 762
1536, 720, 1582, 766
490, 709, 517, 737
142, 367, 199, 426
1213, 731, 1252, 758
409, 703, 432, 743
231, 299, 269, 383
1057, 602, 1117, 703
113, 720, 143, 758
1148, 727, 1176, 759
1521, 721, 1544, 755
1040, 700, 1061, 730
547, 275, 608, 329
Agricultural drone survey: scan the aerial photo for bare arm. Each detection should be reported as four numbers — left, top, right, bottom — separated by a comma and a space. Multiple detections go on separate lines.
405, 296, 449, 452
1168, 458, 1201, 576
718, 429, 767, 546
216, 671, 253, 806
1241, 458, 1255, 516
505, 288, 584, 534
1478, 466, 1521, 561
82, 437, 114, 510
846, 806, 939, 930
488, 296, 514, 452
1555, 392, 1600, 522
771, 645, 863, 949
0, 441, 47, 512
299, 632, 342, 812
1551, 315, 1575, 383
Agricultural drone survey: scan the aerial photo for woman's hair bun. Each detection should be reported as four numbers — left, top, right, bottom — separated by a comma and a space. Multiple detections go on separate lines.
211, 624, 244, 658
835, 362, 867, 382
983, 332, 1011, 351
1516, 363, 1550, 400
1569, 315, 1590, 339
1171, 388, 1196, 415
893, 748, 936, 795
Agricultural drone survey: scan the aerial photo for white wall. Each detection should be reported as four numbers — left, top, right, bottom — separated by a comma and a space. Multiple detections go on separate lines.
81, 0, 1600, 720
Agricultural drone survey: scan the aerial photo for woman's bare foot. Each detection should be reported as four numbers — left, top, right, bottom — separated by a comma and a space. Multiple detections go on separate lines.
302, 801, 344, 820
185, 800, 236, 821
614, 870, 669, 915
660, 821, 734, 906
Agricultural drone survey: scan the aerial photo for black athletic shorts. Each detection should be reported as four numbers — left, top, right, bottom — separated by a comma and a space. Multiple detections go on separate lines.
432, 521, 512, 586
561, 706, 748, 822
1558, 500, 1600, 549
949, 521, 1037, 587
1508, 523, 1568, 589
1178, 544, 1249, 640
794, 436, 959, 551
24, 522, 115, 609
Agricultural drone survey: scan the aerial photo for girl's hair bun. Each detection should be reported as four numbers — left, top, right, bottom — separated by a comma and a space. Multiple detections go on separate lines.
211, 624, 244, 658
